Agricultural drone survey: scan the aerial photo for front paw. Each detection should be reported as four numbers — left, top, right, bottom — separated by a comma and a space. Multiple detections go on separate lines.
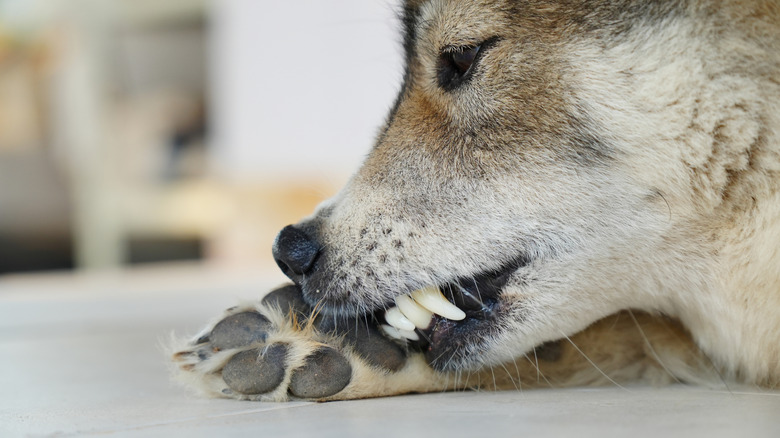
171, 284, 430, 401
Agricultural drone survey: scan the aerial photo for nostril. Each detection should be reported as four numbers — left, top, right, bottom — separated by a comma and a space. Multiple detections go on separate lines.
276, 259, 294, 278
272, 225, 321, 277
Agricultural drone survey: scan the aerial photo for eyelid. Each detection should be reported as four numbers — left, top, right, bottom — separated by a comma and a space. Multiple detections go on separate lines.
442, 42, 480, 55
441, 36, 501, 55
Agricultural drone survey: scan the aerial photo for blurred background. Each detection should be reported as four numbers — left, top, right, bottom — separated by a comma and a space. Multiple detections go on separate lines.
0, 0, 403, 276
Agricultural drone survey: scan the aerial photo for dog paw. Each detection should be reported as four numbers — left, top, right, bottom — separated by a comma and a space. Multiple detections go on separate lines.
171, 284, 447, 401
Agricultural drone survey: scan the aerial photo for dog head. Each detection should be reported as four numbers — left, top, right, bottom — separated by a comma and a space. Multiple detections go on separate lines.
272, 0, 772, 370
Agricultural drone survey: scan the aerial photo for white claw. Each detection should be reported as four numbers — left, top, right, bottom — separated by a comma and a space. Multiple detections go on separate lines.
411, 286, 466, 321
384, 306, 416, 331
395, 294, 433, 329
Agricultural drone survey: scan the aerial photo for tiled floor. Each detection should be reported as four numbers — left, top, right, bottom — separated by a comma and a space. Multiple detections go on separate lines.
2, 265, 779, 438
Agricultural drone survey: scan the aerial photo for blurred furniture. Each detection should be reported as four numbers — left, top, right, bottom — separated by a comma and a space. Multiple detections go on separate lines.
0, 0, 388, 273
47, 0, 211, 269
0, 18, 74, 273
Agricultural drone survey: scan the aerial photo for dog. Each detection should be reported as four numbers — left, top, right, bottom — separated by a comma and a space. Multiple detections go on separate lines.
172, 0, 780, 401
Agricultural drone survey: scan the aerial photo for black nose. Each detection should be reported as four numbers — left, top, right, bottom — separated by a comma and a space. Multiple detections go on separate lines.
272, 225, 321, 281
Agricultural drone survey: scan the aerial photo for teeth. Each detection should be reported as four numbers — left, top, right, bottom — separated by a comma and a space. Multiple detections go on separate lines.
395, 295, 433, 329
384, 307, 416, 331
411, 286, 466, 321
383, 286, 467, 337
380, 324, 420, 341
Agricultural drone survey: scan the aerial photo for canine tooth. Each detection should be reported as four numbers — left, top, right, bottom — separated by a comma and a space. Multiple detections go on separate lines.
395, 294, 433, 329
380, 324, 404, 340
380, 324, 419, 341
399, 328, 419, 341
411, 286, 466, 321
385, 307, 416, 331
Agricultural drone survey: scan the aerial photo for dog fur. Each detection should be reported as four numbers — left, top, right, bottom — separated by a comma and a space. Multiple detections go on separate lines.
172, 0, 780, 400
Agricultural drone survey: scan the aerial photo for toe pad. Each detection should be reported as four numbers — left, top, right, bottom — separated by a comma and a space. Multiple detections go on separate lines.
222, 344, 287, 395
289, 346, 352, 399
211, 312, 271, 350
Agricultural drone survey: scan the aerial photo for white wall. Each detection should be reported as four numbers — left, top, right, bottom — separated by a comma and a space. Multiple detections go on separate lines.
210, 0, 404, 183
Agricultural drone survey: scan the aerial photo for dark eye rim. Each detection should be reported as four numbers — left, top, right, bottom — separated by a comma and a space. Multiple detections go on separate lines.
437, 36, 501, 92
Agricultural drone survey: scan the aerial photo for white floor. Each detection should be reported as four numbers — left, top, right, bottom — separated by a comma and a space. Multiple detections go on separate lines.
2, 264, 779, 438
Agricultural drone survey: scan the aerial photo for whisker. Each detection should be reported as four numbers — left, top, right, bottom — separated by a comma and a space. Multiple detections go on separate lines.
511, 357, 527, 389
533, 347, 540, 382
524, 352, 554, 387
498, 362, 522, 392
627, 310, 682, 384
559, 331, 629, 391
489, 364, 498, 391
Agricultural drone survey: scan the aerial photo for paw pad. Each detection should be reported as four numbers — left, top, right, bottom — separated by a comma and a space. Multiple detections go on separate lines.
340, 323, 406, 371
289, 346, 352, 399
261, 284, 312, 319
210, 311, 271, 350
222, 344, 287, 394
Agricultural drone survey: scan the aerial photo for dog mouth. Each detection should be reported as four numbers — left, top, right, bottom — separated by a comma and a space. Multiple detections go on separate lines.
380, 256, 529, 369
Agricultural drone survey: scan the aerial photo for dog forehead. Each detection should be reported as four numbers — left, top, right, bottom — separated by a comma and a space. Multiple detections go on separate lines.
409, 0, 512, 46
402, 0, 694, 44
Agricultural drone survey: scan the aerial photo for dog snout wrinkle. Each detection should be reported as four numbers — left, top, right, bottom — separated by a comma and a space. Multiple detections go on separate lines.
273, 225, 321, 280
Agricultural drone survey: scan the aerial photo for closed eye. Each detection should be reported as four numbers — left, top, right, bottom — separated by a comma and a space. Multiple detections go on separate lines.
437, 37, 500, 92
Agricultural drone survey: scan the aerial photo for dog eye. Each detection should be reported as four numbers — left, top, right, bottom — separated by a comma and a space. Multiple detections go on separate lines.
437, 38, 499, 92
437, 45, 481, 91
451, 45, 481, 75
